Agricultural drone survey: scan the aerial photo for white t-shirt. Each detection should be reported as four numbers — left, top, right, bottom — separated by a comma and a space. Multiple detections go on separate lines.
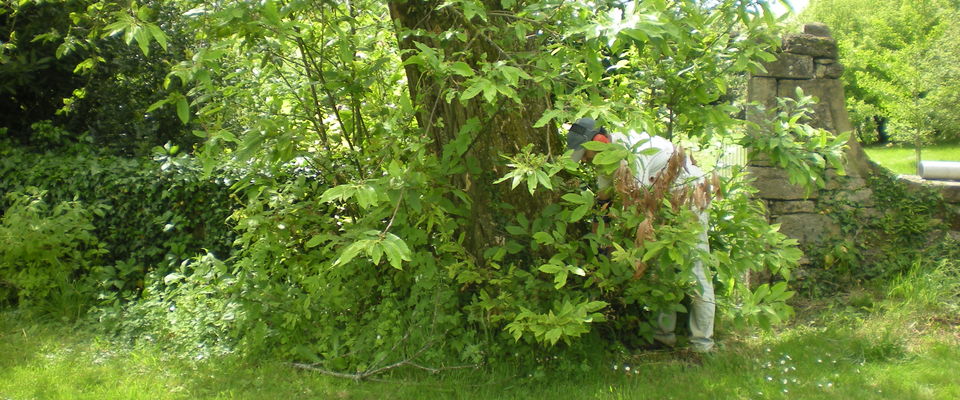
597, 130, 704, 192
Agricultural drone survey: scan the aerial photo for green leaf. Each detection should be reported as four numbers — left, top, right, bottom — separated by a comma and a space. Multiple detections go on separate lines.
544, 327, 562, 345
535, 170, 552, 190
381, 233, 412, 270
448, 61, 474, 77
532, 231, 554, 245
146, 24, 168, 51
175, 96, 189, 124
145, 98, 168, 113
55, 41, 73, 59
355, 185, 378, 209
553, 268, 569, 289
592, 149, 629, 165
482, 81, 499, 104
569, 204, 589, 222
102, 20, 131, 38
505, 225, 526, 235
583, 301, 607, 312
305, 234, 327, 248
460, 80, 484, 101
73, 58, 97, 74
561, 193, 585, 204
462, 0, 487, 21
136, 4, 154, 21
319, 185, 354, 203
500, 65, 530, 85
334, 241, 367, 267
533, 109, 564, 128
581, 141, 612, 151
621, 28, 650, 43
370, 242, 383, 265
538, 264, 563, 274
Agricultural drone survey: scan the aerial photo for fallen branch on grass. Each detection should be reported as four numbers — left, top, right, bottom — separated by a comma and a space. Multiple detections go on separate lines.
291, 360, 477, 381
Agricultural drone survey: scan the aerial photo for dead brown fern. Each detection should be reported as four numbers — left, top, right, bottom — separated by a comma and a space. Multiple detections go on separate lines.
610, 147, 720, 279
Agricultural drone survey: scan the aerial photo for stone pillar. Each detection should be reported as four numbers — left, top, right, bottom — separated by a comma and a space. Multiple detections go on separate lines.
746, 23, 876, 247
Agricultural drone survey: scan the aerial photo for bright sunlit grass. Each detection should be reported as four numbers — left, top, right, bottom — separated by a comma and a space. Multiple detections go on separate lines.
864, 144, 960, 175
2, 258, 958, 399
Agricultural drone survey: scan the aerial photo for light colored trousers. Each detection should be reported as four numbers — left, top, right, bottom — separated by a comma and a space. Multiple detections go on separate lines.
653, 209, 715, 352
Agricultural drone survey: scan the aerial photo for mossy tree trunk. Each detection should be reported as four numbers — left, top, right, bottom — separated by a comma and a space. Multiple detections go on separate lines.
388, 0, 563, 259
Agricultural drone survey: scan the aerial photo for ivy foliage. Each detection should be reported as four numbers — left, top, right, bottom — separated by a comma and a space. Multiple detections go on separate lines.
799, 166, 953, 295
0, 129, 237, 306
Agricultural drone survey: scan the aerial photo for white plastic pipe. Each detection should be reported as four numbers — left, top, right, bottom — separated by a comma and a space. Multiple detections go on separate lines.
918, 161, 960, 180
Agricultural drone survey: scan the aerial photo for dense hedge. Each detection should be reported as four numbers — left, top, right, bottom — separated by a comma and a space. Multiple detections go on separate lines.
0, 141, 237, 300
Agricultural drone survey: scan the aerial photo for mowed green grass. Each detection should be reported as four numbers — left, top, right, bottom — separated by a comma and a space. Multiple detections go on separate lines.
2, 260, 959, 400
864, 144, 960, 175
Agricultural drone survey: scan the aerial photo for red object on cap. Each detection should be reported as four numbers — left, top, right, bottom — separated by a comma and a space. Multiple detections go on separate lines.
593, 133, 610, 143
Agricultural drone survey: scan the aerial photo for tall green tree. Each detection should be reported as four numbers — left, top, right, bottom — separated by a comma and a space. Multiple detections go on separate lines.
801, 0, 960, 144
387, 0, 785, 255
7, 0, 849, 371
0, 0, 197, 155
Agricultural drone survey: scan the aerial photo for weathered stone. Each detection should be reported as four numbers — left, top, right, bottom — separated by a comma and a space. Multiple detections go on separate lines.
822, 79, 855, 134
803, 23, 833, 38
777, 79, 849, 133
836, 203, 879, 218
834, 188, 876, 207
815, 62, 845, 79
747, 77, 778, 115
778, 78, 824, 101
810, 102, 835, 131
783, 34, 839, 58
769, 200, 816, 214
748, 156, 775, 167
941, 184, 960, 203
755, 53, 814, 79
773, 213, 841, 244
748, 166, 819, 200
861, 207, 883, 220
824, 172, 867, 191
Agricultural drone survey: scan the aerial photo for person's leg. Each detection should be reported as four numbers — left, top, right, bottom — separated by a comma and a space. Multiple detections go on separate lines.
688, 210, 715, 352
653, 310, 677, 347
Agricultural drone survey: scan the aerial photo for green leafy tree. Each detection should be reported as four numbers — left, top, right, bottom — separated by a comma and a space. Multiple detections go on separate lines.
801, 0, 960, 144
4, 0, 849, 373
1, 0, 197, 155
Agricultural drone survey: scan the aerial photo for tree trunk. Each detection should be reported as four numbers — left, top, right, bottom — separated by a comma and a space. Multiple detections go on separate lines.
874, 115, 889, 144
388, 0, 562, 259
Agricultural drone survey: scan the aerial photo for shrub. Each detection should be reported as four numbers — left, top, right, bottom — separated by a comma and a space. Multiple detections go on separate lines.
0, 141, 237, 304
0, 188, 106, 317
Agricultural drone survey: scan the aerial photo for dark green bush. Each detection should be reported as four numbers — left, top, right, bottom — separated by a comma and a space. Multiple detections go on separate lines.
1, 0, 197, 156
0, 140, 237, 303
0, 187, 105, 317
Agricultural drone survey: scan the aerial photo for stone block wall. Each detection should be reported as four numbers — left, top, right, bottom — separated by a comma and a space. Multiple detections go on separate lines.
747, 23, 960, 250
746, 23, 876, 247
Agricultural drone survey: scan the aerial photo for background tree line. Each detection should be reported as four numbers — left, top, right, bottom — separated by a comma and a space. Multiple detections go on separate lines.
800, 0, 960, 145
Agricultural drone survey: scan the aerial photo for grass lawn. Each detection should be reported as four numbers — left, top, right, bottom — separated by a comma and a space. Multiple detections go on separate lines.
863, 144, 960, 176
2, 260, 958, 400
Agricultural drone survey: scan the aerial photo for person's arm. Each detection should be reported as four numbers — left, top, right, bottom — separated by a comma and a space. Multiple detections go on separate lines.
597, 188, 611, 201
596, 173, 612, 201
593, 173, 613, 233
